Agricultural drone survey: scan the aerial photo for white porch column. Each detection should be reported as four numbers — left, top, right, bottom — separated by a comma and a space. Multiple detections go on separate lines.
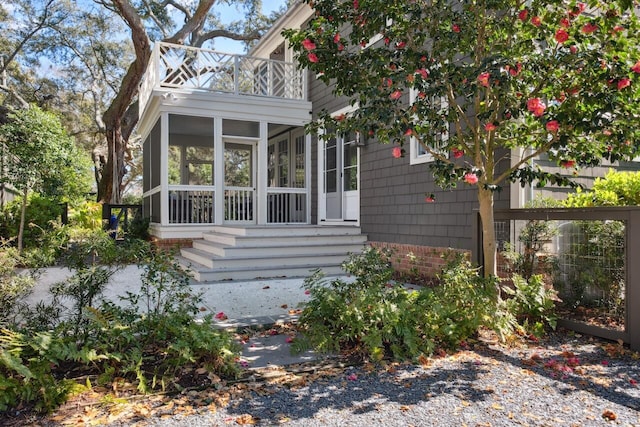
160, 112, 169, 226
305, 133, 312, 224
214, 117, 224, 224
257, 121, 268, 225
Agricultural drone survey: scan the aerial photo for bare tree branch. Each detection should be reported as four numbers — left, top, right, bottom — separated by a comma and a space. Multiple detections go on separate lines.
164, 0, 216, 44
0, 84, 29, 109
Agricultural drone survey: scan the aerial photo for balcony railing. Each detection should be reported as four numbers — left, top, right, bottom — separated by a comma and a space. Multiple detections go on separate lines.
139, 42, 306, 115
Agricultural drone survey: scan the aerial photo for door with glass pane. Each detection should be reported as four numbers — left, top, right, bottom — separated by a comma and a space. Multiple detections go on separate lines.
224, 141, 255, 223
322, 131, 359, 222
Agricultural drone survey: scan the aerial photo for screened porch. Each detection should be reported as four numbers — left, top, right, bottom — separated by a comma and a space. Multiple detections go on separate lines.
142, 113, 310, 231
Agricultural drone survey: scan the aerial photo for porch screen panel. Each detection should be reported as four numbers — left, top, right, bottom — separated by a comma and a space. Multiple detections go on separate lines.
266, 127, 308, 224
150, 120, 161, 189
143, 134, 151, 192
278, 138, 289, 187
167, 114, 215, 224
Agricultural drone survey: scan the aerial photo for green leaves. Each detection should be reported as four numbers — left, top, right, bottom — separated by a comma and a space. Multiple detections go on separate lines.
286, 0, 640, 188
297, 249, 506, 361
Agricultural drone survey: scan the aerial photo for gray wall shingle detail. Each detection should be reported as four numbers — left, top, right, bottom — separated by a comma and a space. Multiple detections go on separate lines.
306, 53, 511, 252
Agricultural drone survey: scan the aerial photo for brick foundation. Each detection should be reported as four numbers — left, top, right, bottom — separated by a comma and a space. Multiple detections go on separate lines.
369, 241, 470, 281
150, 237, 193, 250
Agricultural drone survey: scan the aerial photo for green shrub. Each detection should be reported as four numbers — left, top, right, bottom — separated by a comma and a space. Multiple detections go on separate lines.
295, 249, 505, 362
0, 194, 64, 248
418, 254, 502, 348
502, 274, 558, 337
564, 170, 640, 207
0, 329, 76, 413
68, 200, 102, 230
0, 243, 36, 328
1, 240, 240, 413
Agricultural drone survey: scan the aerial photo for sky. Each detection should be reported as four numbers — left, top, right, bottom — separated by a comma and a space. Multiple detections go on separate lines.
215, 0, 289, 53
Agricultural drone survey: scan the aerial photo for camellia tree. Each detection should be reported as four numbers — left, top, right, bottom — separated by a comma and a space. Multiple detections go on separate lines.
284, 0, 640, 276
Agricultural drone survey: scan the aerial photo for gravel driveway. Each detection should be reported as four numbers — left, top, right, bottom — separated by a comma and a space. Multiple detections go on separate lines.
135, 332, 640, 427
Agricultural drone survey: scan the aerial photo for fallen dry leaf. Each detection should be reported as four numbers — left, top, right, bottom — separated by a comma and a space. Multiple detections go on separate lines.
236, 413, 257, 424
602, 409, 617, 421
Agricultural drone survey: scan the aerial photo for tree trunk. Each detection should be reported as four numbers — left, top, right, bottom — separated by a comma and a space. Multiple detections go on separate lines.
477, 185, 497, 277
17, 187, 28, 253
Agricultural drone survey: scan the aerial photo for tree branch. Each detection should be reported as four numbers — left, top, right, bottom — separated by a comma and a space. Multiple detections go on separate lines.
0, 84, 30, 109
163, 0, 216, 45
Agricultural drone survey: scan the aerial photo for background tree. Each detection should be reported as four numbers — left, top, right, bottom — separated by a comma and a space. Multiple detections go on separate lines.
285, 0, 640, 276
92, 0, 288, 203
2, 0, 290, 203
0, 106, 88, 252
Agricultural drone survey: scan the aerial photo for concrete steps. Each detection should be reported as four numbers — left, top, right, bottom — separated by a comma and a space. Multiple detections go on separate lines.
181, 225, 367, 282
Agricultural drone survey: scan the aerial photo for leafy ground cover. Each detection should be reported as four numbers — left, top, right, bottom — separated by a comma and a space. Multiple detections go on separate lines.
2, 327, 638, 426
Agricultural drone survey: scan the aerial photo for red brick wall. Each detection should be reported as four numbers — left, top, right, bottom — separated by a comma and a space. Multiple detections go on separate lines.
369, 241, 470, 280
150, 237, 193, 250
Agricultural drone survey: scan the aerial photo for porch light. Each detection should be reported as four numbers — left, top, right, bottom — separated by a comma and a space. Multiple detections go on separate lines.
355, 131, 366, 147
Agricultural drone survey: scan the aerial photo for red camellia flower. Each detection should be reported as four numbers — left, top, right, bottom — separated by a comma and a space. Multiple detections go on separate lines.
404, 129, 413, 136
464, 172, 479, 185
353, 0, 359, 9
617, 78, 631, 90
546, 120, 559, 132
333, 33, 341, 43
416, 68, 429, 79
518, 9, 528, 21
527, 98, 546, 117
570, 45, 578, 54
531, 16, 542, 27
452, 24, 461, 33
561, 160, 576, 168
425, 194, 436, 203
560, 17, 571, 28
392, 146, 402, 158
507, 62, 522, 76
307, 53, 319, 63
452, 148, 464, 159
631, 60, 640, 73
582, 23, 598, 33
477, 72, 490, 87
337, 44, 344, 51
302, 39, 316, 51
396, 41, 406, 49
484, 122, 497, 131
390, 90, 403, 100
555, 29, 569, 43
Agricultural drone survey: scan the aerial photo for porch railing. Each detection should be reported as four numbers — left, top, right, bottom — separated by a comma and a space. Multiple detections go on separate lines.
169, 188, 215, 224
267, 188, 307, 224
224, 188, 254, 222
139, 42, 306, 115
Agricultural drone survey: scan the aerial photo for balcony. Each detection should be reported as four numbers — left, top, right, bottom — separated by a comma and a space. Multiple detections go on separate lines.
139, 42, 307, 117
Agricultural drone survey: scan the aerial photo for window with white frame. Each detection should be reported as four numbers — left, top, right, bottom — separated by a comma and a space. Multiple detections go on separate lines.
409, 88, 449, 165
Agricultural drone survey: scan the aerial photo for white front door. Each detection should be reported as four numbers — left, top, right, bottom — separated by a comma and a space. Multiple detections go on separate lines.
320, 131, 360, 223
224, 141, 256, 223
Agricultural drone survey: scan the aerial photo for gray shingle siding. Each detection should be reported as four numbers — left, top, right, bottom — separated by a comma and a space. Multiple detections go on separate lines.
308, 63, 511, 251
